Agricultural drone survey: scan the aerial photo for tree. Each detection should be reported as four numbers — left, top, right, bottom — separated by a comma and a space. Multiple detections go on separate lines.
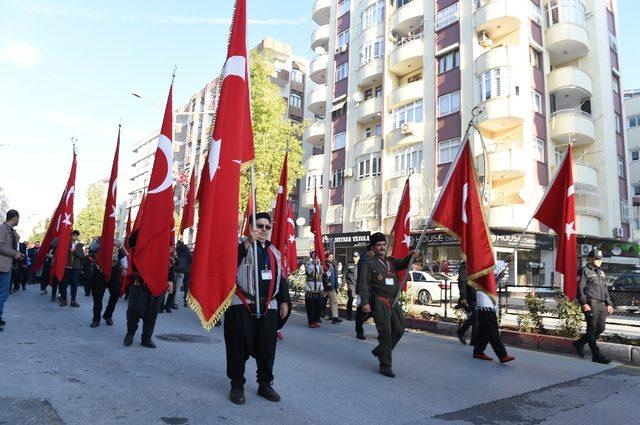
237, 51, 305, 212
29, 217, 51, 243
75, 181, 106, 244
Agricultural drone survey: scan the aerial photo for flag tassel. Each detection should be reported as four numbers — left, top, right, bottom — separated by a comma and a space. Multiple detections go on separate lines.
187, 286, 236, 331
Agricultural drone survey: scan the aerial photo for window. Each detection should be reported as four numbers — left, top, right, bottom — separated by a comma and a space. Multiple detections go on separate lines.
609, 32, 618, 52
534, 137, 545, 162
635, 218, 640, 231
632, 149, 640, 162
616, 113, 622, 133
338, 0, 350, 16
621, 199, 629, 224
365, 123, 382, 138
436, 2, 459, 30
555, 147, 566, 164
357, 154, 381, 180
438, 91, 460, 117
337, 29, 350, 51
530, 2, 543, 25
408, 74, 422, 83
375, 85, 383, 97
397, 0, 414, 7
476, 68, 505, 102
634, 184, 640, 196
612, 76, 620, 94
331, 168, 344, 188
529, 46, 542, 69
361, 0, 384, 30
333, 131, 346, 150
392, 99, 424, 129
628, 114, 640, 128
438, 138, 461, 164
532, 90, 543, 113
291, 69, 303, 84
618, 156, 625, 177
336, 62, 349, 81
306, 173, 323, 191
546, 0, 586, 28
438, 49, 460, 74
360, 36, 384, 65
394, 147, 423, 176
289, 93, 302, 109
364, 88, 372, 100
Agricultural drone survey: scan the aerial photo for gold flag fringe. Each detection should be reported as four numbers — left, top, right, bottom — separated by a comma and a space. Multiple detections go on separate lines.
187, 285, 236, 331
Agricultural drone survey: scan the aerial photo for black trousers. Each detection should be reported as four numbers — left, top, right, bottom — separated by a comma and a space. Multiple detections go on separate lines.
50, 277, 59, 300
92, 268, 120, 322
355, 305, 371, 335
457, 302, 478, 335
346, 285, 355, 319
472, 309, 507, 358
576, 301, 607, 358
59, 268, 79, 301
277, 299, 291, 331
371, 296, 404, 369
224, 305, 278, 387
126, 283, 164, 341
305, 291, 322, 325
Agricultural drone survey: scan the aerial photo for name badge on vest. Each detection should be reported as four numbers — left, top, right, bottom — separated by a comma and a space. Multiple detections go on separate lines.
385, 278, 394, 286
261, 270, 273, 280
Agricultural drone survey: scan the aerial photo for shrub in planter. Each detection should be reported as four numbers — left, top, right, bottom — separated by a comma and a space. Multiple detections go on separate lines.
554, 294, 583, 338
517, 291, 547, 334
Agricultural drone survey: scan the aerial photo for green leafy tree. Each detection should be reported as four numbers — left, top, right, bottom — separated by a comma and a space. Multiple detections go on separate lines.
238, 51, 305, 212
29, 217, 51, 243
75, 181, 106, 244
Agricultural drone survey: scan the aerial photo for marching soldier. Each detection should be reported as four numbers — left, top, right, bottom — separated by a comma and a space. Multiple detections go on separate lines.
573, 248, 613, 364
359, 232, 416, 378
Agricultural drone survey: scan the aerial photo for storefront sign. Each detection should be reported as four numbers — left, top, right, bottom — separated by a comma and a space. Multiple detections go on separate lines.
491, 230, 554, 251
413, 231, 460, 247
323, 232, 371, 247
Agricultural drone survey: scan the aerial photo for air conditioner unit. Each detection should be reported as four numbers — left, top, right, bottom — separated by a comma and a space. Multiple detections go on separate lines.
335, 44, 348, 54
478, 30, 493, 48
613, 227, 624, 238
343, 168, 353, 178
579, 244, 592, 256
400, 123, 413, 135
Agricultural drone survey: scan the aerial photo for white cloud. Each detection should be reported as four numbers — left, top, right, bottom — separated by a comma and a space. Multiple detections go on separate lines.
0, 40, 41, 68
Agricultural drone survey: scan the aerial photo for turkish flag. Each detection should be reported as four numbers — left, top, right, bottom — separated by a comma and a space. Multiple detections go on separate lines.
97, 126, 120, 281
270, 153, 288, 257
310, 188, 326, 269
33, 192, 64, 273
392, 178, 411, 286
534, 146, 577, 299
189, 0, 255, 329
284, 199, 298, 275
431, 139, 497, 299
52, 152, 78, 282
241, 189, 253, 237
179, 169, 197, 235
131, 82, 174, 297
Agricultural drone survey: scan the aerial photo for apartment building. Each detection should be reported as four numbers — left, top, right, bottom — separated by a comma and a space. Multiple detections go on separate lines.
304, 0, 633, 284
625, 89, 640, 241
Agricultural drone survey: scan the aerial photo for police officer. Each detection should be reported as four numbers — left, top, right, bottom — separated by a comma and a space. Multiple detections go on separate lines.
572, 249, 613, 364
359, 232, 416, 377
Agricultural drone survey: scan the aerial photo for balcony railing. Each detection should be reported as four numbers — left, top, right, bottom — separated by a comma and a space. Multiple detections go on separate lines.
550, 108, 592, 120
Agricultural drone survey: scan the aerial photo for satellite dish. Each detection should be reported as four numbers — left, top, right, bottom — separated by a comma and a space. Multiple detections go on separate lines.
314, 46, 326, 55
296, 217, 306, 226
352, 92, 363, 103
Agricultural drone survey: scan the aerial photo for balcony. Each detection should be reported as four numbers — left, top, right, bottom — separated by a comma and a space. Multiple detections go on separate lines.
548, 66, 592, 98
474, 0, 521, 39
476, 96, 526, 135
386, 122, 424, 150
488, 204, 532, 229
311, 25, 330, 52
477, 142, 528, 180
546, 23, 589, 65
389, 37, 424, 76
356, 97, 382, 124
303, 121, 326, 147
353, 136, 382, 160
388, 80, 423, 109
549, 109, 595, 146
358, 58, 383, 87
307, 87, 327, 116
312, 0, 330, 26
390, 0, 424, 35
475, 45, 511, 75
309, 54, 328, 85
302, 186, 323, 208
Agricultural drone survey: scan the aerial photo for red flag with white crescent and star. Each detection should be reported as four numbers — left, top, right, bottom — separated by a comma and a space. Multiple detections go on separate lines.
284, 199, 298, 276
533, 146, 577, 300
52, 152, 78, 282
131, 82, 174, 297
271, 152, 288, 258
179, 169, 197, 235
391, 178, 411, 287
97, 126, 120, 282
431, 139, 497, 300
189, 0, 255, 329
310, 188, 326, 270
32, 191, 64, 274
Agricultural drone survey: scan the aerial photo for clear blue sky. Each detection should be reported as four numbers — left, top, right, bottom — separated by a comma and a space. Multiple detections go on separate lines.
0, 0, 314, 235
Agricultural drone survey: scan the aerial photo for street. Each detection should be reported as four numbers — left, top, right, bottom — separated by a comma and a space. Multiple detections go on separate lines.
1, 288, 639, 425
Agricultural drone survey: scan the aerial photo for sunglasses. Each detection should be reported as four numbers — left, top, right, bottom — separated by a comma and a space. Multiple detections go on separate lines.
256, 224, 272, 231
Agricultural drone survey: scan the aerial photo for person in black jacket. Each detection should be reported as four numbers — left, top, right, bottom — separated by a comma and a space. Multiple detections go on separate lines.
455, 261, 476, 344
345, 252, 360, 321
91, 241, 127, 328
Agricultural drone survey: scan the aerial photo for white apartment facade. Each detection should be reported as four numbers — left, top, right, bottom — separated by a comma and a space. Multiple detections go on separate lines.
624, 89, 640, 241
303, 0, 633, 285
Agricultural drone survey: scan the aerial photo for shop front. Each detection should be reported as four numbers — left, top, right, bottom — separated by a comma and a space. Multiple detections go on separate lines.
322, 232, 371, 272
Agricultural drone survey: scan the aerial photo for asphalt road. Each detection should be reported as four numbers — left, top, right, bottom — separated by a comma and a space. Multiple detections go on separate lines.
1, 287, 639, 425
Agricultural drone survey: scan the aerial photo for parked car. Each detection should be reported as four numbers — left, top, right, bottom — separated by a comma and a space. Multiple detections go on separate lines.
609, 274, 640, 312
407, 271, 459, 305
